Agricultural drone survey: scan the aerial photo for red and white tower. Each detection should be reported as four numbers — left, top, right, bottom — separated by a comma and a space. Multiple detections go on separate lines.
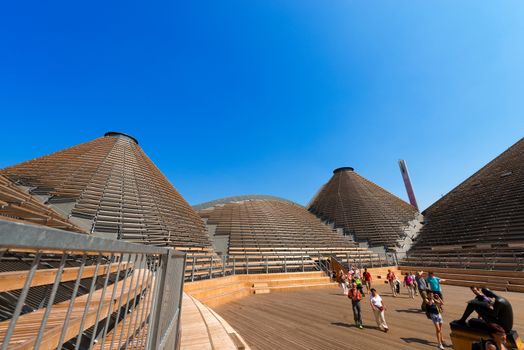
398, 159, 419, 211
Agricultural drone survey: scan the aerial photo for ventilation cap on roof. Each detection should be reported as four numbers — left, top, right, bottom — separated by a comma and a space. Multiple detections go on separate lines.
104, 132, 139, 145
333, 167, 354, 174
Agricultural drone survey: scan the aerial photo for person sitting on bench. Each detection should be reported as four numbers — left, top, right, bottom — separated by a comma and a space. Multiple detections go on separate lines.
457, 288, 513, 333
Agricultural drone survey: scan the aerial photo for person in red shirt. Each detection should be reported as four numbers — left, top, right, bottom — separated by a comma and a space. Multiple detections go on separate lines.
387, 269, 397, 297
362, 268, 372, 292
348, 282, 363, 328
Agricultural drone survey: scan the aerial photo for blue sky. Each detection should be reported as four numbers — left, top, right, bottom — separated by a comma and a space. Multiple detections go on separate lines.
1, 1, 523, 210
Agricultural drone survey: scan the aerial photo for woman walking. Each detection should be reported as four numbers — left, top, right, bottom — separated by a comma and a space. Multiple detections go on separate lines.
404, 272, 415, 299
369, 288, 389, 332
386, 269, 397, 297
339, 269, 348, 295
425, 291, 445, 349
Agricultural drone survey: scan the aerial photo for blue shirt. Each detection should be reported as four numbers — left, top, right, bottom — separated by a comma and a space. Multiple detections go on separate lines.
426, 276, 441, 292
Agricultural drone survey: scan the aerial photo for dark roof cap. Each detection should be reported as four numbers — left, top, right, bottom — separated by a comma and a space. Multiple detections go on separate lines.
104, 132, 138, 145
333, 167, 354, 174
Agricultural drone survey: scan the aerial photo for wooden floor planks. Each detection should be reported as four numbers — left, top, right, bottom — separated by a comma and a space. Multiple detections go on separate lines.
180, 293, 250, 350
214, 282, 524, 350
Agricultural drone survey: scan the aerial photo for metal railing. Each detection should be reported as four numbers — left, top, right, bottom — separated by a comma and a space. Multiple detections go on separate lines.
402, 249, 524, 271
186, 252, 397, 282
0, 219, 186, 350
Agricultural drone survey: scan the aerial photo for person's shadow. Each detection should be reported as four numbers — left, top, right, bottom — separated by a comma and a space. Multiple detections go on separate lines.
396, 308, 424, 314
401, 337, 444, 348
331, 322, 381, 331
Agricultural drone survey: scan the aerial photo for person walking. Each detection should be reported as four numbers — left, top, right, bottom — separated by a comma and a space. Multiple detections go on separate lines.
425, 292, 445, 350
411, 271, 418, 296
363, 268, 372, 292
369, 288, 389, 332
403, 272, 415, 299
348, 283, 363, 328
339, 269, 348, 295
354, 275, 365, 296
387, 269, 397, 297
426, 271, 446, 300
416, 271, 429, 311
331, 269, 337, 282
347, 267, 354, 282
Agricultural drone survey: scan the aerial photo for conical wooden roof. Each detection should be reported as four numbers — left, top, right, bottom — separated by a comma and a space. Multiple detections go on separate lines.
308, 167, 419, 248
1, 132, 212, 250
413, 137, 524, 248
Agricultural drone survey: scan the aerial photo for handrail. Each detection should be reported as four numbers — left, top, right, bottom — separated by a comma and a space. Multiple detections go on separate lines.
185, 252, 396, 282
328, 255, 348, 276
0, 219, 186, 350
0, 220, 169, 255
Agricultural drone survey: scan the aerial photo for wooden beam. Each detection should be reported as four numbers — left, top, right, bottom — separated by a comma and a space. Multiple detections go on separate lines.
0, 262, 131, 293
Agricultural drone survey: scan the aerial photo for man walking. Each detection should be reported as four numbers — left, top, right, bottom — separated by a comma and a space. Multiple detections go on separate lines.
426, 271, 446, 300
415, 271, 428, 311
348, 283, 363, 328
363, 268, 372, 292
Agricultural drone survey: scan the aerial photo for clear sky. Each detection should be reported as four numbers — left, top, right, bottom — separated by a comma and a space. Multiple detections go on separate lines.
1, 1, 523, 210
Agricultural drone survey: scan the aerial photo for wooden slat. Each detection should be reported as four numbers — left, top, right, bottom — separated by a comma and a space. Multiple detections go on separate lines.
0, 262, 131, 293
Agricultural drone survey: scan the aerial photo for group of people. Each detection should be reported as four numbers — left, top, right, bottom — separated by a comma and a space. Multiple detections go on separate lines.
333, 267, 388, 332
334, 267, 448, 349
333, 266, 371, 297
332, 265, 513, 350
337, 268, 513, 350
387, 269, 448, 349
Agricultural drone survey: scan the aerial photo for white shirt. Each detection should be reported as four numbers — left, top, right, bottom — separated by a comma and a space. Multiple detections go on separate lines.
370, 295, 383, 310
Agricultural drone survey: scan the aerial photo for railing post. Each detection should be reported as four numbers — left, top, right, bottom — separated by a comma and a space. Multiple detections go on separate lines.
302, 255, 305, 272
246, 256, 249, 275
148, 249, 185, 349
233, 256, 236, 275
209, 256, 213, 279
191, 256, 196, 282
284, 255, 287, 273
266, 256, 269, 274
222, 255, 226, 277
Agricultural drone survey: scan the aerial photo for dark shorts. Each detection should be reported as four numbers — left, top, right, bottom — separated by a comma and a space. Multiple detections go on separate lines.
432, 291, 443, 299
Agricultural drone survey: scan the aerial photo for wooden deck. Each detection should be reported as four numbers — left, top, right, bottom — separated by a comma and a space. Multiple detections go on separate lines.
180, 293, 250, 350
214, 282, 524, 350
